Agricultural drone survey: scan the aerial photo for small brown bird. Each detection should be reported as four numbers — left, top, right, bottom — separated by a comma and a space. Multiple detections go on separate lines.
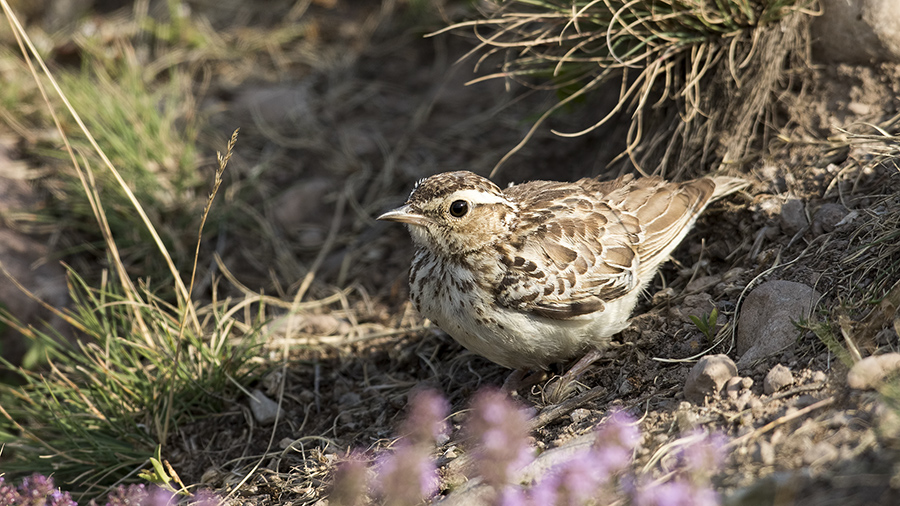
378, 171, 745, 393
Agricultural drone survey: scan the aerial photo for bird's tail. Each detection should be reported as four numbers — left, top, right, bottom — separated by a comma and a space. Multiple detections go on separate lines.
710, 176, 749, 201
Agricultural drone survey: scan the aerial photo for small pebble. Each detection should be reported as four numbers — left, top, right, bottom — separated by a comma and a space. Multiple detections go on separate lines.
737, 280, 820, 367
570, 408, 592, 424
686, 275, 721, 294
725, 376, 745, 399
764, 363, 794, 394
780, 198, 808, 234
684, 354, 738, 404
812, 203, 849, 236
249, 389, 282, 425
618, 378, 634, 396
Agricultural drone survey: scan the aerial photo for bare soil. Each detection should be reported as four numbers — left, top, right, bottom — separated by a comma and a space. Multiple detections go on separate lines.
4, 1, 900, 505
190, 4, 900, 504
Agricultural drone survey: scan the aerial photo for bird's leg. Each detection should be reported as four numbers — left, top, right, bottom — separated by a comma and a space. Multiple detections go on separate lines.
545, 348, 605, 403
502, 369, 548, 394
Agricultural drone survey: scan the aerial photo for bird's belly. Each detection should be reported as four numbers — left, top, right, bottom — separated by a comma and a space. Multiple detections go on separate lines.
411, 262, 634, 370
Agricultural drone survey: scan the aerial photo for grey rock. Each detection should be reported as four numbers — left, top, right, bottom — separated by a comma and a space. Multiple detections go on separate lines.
811, 370, 827, 383
248, 389, 281, 425
684, 354, 738, 404
847, 353, 900, 390
764, 364, 794, 394
779, 199, 808, 235
679, 293, 716, 325
725, 376, 744, 399
813, 0, 900, 63
812, 203, 849, 236
737, 281, 820, 367
722, 267, 746, 284
617, 378, 634, 396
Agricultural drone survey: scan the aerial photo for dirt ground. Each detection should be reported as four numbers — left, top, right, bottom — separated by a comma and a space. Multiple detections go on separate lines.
4, 1, 900, 505
183, 3, 900, 504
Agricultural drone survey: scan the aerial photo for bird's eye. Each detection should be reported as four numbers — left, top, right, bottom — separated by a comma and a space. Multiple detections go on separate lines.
449, 200, 469, 218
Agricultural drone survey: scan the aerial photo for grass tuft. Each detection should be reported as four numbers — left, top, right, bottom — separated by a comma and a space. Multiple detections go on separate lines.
0, 124, 262, 495
440, 0, 817, 177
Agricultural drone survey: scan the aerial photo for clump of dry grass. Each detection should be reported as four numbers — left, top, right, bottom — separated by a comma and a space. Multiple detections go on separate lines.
439, 0, 818, 177
795, 114, 900, 366
834, 129, 900, 352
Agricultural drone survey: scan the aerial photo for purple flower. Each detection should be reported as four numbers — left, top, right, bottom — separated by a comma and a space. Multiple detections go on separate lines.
528, 449, 614, 506
632, 479, 718, 506
20, 474, 53, 506
0, 477, 23, 506
401, 389, 450, 446
677, 431, 726, 483
145, 487, 176, 506
374, 443, 439, 505
104, 484, 148, 506
592, 410, 640, 476
464, 389, 534, 488
16, 474, 76, 506
330, 451, 370, 506
48, 489, 77, 506
103, 484, 174, 506
497, 485, 529, 506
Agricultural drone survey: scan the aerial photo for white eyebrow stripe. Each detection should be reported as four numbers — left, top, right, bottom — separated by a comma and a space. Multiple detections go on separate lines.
451, 189, 508, 205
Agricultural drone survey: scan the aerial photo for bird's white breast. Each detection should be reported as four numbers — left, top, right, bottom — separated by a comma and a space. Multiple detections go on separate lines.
409, 249, 638, 370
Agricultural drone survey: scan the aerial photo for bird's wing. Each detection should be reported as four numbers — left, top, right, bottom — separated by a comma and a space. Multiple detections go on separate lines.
599, 176, 716, 271
493, 176, 716, 320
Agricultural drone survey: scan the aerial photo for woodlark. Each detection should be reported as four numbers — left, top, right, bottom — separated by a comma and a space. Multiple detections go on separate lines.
378, 171, 745, 394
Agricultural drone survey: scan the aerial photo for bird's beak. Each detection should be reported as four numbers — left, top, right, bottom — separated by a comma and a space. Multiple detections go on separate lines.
377, 205, 431, 226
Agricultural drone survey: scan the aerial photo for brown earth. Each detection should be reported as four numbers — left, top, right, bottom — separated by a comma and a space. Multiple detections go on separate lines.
2, 1, 900, 505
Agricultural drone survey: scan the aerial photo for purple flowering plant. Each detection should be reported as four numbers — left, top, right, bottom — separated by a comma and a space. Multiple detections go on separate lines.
464, 388, 536, 488
0, 474, 76, 506
0, 475, 225, 506
330, 388, 726, 506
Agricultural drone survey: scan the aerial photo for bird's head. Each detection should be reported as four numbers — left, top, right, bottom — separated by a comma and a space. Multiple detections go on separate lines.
378, 171, 518, 258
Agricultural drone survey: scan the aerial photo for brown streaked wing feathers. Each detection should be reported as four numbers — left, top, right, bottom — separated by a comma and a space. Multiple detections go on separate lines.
495, 176, 643, 320
494, 175, 723, 320
529, 299, 606, 319
616, 178, 715, 270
